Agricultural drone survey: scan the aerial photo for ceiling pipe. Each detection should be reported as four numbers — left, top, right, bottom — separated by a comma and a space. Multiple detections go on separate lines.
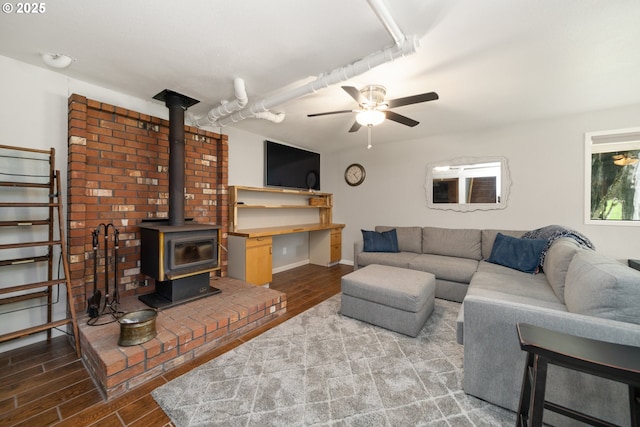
192, 78, 248, 127
194, 0, 414, 129
366, 0, 407, 45
252, 111, 285, 123
215, 36, 418, 127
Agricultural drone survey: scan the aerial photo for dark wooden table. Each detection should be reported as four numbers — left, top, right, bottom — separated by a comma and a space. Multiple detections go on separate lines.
516, 323, 640, 427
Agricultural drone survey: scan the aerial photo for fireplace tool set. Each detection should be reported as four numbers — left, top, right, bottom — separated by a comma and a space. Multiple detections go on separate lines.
86, 224, 158, 346
87, 223, 122, 323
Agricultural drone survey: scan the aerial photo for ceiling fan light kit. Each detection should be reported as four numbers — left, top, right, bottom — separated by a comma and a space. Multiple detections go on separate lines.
356, 110, 385, 126
307, 84, 439, 143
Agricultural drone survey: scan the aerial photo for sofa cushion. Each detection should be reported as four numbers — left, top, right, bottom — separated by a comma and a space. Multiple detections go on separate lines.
341, 264, 434, 313
565, 251, 640, 325
543, 238, 584, 303
481, 229, 526, 259
408, 253, 478, 283
487, 233, 547, 274
376, 226, 422, 253
357, 251, 419, 269
472, 262, 564, 305
362, 229, 399, 252
422, 226, 482, 260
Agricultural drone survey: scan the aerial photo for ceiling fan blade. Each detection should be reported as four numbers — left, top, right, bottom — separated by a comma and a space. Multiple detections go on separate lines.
385, 111, 419, 127
348, 121, 362, 133
387, 92, 439, 108
342, 86, 366, 104
307, 110, 354, 117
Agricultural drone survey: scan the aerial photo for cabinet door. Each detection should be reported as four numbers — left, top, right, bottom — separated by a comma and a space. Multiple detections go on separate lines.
246, 237, 272, 285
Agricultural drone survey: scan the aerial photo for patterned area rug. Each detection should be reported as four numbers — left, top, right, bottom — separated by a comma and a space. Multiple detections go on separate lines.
152, 295, 516, 426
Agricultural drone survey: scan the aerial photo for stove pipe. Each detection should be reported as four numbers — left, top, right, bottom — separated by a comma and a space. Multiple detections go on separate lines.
153, 90, 200, 226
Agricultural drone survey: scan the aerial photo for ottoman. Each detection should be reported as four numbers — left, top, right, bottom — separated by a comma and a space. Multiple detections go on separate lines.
340, 264, 435, 337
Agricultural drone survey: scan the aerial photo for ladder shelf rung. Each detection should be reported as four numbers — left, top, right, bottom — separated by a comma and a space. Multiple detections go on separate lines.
0, 220, 50, 227
0, 279, 66, 295
0, 240, 61, 250
0, 319, 73, 344
0, 202, 59, 208
0, 290, 49, 305
0, 181, 51, 189
0, 255, 50, 266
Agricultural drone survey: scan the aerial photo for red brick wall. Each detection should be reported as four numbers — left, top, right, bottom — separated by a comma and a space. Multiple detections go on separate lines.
67, 94, 228, 314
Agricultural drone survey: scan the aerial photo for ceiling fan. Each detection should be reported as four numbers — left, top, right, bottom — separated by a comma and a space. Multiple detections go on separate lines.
307, 85, 439, 133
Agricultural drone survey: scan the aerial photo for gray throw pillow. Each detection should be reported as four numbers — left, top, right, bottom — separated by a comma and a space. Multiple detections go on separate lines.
565, 251, 640, 325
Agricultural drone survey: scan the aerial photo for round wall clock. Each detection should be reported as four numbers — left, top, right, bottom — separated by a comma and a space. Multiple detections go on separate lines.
344, 163, 366, 186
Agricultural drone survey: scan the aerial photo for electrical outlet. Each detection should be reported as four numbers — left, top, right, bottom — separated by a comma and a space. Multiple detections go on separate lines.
282, 247, 287, 255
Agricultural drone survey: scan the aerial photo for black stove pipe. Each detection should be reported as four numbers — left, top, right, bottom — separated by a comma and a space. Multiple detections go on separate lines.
153, 90, 200, 227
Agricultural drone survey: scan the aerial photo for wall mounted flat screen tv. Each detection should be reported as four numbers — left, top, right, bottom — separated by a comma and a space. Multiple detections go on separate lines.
264, 140, 320, 190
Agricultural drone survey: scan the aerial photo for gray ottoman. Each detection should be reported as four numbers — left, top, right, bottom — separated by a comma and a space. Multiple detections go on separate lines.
341, 264, 435, 337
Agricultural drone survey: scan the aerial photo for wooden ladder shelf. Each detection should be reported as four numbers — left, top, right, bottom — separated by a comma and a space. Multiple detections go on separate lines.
0, 144, 80, 357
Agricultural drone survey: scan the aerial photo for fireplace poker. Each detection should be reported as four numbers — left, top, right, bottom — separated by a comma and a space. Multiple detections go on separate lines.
101, 223, 121, 315
100, 223, 110, 313
87, 229, 101, 319
113, 228, 120, 307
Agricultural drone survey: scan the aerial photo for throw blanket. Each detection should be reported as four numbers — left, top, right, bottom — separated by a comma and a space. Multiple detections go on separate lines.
522, 225, 595, 271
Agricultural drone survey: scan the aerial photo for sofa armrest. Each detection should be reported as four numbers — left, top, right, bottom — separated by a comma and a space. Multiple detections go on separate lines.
462, 294, 639, 425
353, 240, 364, 270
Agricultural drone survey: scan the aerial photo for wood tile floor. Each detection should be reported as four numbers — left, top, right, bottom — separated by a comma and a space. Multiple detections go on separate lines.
0, 264, 352, 427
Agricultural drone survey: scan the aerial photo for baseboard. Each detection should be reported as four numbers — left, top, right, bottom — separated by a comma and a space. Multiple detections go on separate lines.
272, 260, 310, 274
272, 259, 352, 274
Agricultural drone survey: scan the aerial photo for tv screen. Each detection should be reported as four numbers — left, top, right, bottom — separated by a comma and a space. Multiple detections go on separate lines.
264, 140, 320, 190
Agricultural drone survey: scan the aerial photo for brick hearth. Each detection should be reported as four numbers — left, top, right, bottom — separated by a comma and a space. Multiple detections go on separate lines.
78, 277, 286, 400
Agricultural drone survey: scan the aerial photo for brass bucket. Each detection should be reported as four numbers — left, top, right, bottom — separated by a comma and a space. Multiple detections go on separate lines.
117, 309, 157, 346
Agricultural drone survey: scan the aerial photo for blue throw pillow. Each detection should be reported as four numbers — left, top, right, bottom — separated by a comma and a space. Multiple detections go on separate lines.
362, 229, 400, 253
487, 233, 547, 273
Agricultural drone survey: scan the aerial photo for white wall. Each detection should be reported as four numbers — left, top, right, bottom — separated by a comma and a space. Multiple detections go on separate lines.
0, 56, 168, 351
226, 128, 312, 270
2, 52, 639, 352
324, 104, 640, 264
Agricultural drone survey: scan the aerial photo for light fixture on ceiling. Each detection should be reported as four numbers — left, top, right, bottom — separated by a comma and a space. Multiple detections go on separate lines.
355, 109, 385, 127
41, 53, 74, 69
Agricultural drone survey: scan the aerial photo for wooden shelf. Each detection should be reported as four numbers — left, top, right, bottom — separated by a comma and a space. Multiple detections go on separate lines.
229, 222, 345, 238
0, 145, 80, 357
236, 204, 328, 209
230, 185, 333, 196
229, 185, 334, 233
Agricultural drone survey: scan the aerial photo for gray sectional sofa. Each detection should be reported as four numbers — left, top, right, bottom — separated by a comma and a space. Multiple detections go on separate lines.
353, 225, 640, 426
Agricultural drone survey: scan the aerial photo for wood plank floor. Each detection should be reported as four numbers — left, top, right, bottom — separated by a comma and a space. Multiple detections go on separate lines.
0, 263, 352, 427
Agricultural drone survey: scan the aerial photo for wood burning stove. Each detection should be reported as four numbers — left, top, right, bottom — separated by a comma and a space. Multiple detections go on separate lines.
138, 89, 222, 309
139, 221, 221, 308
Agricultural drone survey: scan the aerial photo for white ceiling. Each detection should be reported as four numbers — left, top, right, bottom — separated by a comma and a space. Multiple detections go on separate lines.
1, 0, 639, 152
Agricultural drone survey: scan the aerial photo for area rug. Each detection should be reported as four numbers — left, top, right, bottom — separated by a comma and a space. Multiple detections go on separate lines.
152, 295, 516, 426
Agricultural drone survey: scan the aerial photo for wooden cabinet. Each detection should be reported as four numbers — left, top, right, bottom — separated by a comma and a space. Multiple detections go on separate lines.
245, 237, 272, 285
330, 228, 342, 263
228, 236, 272, 286
309, 226, 343, 266
227, 186, 344, 284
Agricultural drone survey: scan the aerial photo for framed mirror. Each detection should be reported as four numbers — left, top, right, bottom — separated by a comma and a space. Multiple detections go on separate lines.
425, 156, 511, 212
585, 127, 640, 225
